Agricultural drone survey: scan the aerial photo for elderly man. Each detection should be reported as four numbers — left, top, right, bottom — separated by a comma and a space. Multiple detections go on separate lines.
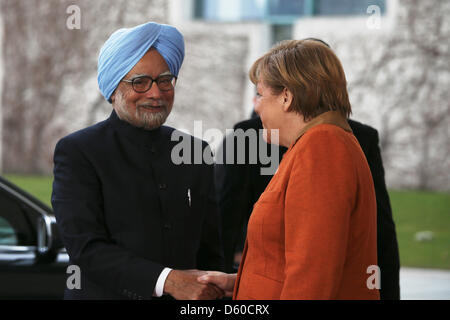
52, 22, 224, 300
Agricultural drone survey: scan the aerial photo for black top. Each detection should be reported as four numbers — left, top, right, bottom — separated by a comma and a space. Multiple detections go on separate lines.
52, 110, 224, 299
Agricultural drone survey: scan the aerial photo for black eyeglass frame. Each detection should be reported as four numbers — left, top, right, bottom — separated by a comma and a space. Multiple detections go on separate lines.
121, 73, 177, 93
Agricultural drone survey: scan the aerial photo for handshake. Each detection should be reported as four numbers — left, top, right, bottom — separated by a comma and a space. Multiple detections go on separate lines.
163, 270, 236, 300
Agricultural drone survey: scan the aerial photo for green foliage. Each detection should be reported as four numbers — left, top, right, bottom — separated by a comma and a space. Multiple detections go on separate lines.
390, 190, 450, 269
4, 174, 53, 206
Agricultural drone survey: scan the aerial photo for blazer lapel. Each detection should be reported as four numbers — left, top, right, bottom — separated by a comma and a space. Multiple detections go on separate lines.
232, 240, 248, 299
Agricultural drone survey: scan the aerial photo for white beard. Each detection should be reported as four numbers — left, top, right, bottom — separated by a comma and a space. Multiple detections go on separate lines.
114, 90, 170, 130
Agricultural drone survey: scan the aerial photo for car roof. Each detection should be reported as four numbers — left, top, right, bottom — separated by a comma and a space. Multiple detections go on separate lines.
0, 175, 53, 215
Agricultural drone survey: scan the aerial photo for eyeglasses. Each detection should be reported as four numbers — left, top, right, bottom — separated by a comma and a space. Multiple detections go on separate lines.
122, 74, 177, 93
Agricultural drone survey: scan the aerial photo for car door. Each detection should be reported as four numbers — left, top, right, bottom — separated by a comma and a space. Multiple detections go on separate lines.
0, 177, 68, 299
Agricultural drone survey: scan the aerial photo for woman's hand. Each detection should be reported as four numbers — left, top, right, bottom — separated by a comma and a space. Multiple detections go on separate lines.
197, 271, 237, 297
164, 269, 225, 300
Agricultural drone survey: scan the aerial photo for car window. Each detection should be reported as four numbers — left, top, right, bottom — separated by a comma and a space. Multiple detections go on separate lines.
0, 217, 17, 245
0, 189, 36, 246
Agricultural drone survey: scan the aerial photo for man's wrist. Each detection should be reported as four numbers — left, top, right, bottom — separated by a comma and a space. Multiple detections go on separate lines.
154, 267, 173, 297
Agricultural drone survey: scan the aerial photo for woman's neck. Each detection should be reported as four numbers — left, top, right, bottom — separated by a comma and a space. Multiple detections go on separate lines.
279, 113, 308, 148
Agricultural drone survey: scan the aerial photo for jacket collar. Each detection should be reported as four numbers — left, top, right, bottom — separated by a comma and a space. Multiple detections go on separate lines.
290, 111, 352, 149
108, 109, 165, 148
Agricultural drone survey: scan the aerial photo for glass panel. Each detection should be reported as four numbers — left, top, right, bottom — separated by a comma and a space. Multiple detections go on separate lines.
268, 0, 305, 15
315, 0, 386, 15
0, 217, 17, 245
0, 191, 35, 246
193, 0, 387, 21
271, 24, 293, 45
193, 0, 205, 19
242, 0, 266, 20
201, 0, 242, 21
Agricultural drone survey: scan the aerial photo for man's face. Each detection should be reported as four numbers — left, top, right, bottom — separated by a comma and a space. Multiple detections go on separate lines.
112, 48, 175, 130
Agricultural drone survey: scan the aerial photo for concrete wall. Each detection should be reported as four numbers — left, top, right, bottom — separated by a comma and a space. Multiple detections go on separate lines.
2, 0, 449, 190
292, 0, 450, 190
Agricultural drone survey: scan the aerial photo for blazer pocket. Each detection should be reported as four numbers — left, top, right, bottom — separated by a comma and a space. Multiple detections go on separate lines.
181, 190, 206, 242
254, 189, 284, 227
248, 189, 285, 279
187, 190, 207, 215
238, 272, 284, 300
179, 188, 203, 216
255, 189, 283, 205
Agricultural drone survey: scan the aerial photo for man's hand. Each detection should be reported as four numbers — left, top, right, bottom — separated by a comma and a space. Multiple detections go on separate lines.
197, 271, 237, 297
164, 269, 225, 300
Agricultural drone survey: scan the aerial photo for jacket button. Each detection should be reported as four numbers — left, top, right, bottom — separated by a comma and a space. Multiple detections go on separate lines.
164, 223, 172, 230
158, 183, 167, 190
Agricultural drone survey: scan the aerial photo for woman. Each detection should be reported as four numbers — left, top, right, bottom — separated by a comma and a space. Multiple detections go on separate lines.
199, 39, 380, 300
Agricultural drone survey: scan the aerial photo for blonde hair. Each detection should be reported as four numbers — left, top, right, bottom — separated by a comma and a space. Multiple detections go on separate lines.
249, 39, 351, 120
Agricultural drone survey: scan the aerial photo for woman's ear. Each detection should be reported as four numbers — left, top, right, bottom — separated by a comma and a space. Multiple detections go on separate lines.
282, 88, 293, 112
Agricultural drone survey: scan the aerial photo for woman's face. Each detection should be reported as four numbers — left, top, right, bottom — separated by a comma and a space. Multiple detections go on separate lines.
254, 81, 285, 145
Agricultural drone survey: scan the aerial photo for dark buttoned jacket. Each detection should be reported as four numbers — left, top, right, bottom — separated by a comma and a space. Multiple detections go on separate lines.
215, 116, 400, 300
52, 110, 224, 300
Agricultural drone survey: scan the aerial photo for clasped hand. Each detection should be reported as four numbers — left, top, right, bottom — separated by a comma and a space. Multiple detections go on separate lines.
164, 270, 236, 300
163, 269, 225, 300
197, 271, 236, 298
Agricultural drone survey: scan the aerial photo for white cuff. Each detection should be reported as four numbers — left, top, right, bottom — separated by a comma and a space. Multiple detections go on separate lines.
153, 267, 172, 297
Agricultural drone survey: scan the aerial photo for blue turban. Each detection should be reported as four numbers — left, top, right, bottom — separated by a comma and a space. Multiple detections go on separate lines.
97, 22, 185, 103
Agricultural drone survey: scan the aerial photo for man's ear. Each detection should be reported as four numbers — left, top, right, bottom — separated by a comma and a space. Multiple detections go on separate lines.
282, 88, 293, 112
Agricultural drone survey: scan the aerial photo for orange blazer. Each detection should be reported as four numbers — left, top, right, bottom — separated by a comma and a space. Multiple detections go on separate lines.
233, 111, 380, 300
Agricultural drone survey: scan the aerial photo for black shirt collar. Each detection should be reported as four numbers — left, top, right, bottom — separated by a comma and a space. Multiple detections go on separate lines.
108, 109, 165, 149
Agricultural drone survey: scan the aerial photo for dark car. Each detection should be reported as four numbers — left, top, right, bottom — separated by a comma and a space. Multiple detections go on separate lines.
0, 176, 68, 299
